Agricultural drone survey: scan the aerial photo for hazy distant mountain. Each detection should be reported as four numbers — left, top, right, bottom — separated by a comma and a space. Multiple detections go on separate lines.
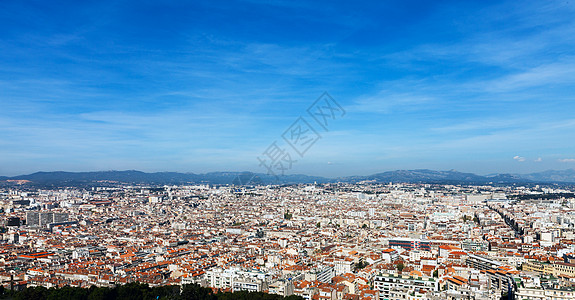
517, 169, 575, 183
10, 170, 198, 184
360, 169, 489, 183
2, 168, 575, 186
484, 173, 526, 183
2, 170, 330, 186
346, 169, 575, 184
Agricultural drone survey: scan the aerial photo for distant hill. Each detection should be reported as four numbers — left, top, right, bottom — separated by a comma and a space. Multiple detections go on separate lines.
2, 170, 330, 186
344, 169, 575, 184
362, 169, 489, 183
2, 168, 575, 186
517, 169, 575, 183
10, 170, 198, 184
484, 173, 526, 183
342, 169, 530, 184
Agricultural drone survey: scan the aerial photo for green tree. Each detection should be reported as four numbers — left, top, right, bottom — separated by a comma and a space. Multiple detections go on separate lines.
354, 261, 369, 271
46, 286, 89, 300
88, 286, 116, 300
16, 286, 48, 300
180, 283, 216, 300
396, 262, 405, 272
116, 282, 149, 300
6, 282, 304, 300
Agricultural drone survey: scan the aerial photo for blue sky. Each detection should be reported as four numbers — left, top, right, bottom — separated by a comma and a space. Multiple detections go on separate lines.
1, 0, 575, 177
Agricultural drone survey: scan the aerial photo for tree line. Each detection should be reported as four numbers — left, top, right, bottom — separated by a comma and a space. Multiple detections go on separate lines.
0, 283, 303, 300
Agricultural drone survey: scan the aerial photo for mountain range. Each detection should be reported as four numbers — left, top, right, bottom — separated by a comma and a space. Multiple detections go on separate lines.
2, 169, 575, 186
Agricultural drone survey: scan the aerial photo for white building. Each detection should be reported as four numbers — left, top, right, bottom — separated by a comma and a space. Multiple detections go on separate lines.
373, 274, 439, 299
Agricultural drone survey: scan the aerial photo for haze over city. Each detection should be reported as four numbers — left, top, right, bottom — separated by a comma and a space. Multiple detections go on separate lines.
1, 0, 575, 177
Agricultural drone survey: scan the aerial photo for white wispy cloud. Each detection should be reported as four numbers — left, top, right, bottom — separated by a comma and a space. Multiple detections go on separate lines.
481, 60, 575, 93
513, 156, 526, 162
349, 93, 435, 114
559, 158, 575, 163
430, 118, 527, 133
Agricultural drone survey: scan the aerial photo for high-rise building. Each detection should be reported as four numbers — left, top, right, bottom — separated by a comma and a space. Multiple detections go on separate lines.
26, 211, 40, 227
26, 211, 69, 227
40, 213, 53, 226
53, 213, 69, 223
388, 238, 431, 251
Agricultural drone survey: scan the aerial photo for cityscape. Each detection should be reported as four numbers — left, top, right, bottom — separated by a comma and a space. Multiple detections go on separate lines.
2, 0, 575, 299
1, 178, 575, 299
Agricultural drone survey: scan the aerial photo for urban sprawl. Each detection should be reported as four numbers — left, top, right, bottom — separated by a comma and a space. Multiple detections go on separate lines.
1, 181, 575, 300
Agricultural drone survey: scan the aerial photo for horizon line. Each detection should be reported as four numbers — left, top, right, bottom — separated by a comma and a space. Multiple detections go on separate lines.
2, 167, 575, 179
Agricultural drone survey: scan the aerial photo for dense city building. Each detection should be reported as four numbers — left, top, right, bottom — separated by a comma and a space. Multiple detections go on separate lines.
1, 181, 575, 299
